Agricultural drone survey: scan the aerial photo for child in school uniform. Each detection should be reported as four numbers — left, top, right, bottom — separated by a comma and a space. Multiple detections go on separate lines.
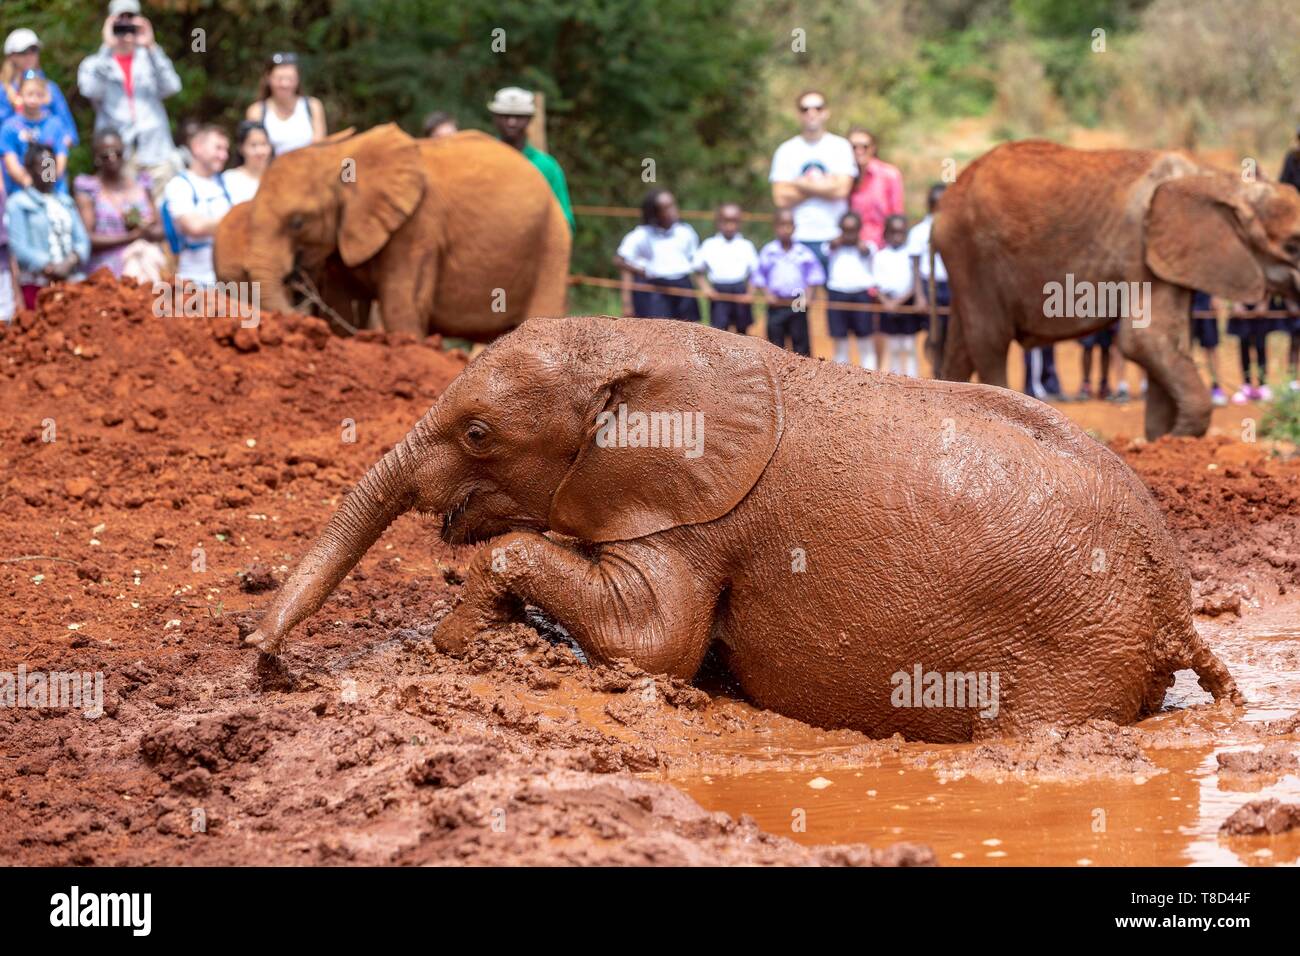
753, 208, 825, 357
614, 188, 700, 322
1286, 297, 1300, 393
1228, 298, 1278, 403
821, 210, 877, 368
693, 202, 758, 334
908, 183, 949, 369
1077, 322, 1117, 401
1189, 290, 1227, 406
874, 214, 921, 376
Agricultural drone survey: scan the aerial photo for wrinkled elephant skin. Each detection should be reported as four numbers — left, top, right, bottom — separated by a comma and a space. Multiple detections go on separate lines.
244, 317, 1242, 742
934, 140, 1300, 439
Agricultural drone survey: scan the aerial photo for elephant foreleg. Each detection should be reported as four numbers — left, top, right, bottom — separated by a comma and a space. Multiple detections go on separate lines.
1116, 287, 1210, 439
376, 268, 429, 337
433, 531, 716, 680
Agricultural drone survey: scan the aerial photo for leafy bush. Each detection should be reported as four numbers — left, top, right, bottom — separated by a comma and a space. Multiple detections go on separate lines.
1261, 386, 1300, 446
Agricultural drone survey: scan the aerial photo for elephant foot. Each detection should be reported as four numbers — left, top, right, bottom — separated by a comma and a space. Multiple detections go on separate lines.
432, 593, 518, 657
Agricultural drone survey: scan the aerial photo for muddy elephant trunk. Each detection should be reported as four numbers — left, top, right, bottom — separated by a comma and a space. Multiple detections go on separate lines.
245, 431, 425, 652
247, 241, 298, 315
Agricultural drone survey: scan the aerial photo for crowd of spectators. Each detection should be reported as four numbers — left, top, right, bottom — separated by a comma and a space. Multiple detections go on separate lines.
0, 5, 1296, 402
0, 3, 573, 329
614, 88, 1300, 398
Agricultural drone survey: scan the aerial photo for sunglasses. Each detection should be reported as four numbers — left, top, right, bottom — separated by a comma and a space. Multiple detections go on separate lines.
21, 69, 41, 81
799, 102, 826, 112
269, 52, 298, 66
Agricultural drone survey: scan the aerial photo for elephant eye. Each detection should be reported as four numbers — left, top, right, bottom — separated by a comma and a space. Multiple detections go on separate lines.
289, 215, 305, 232
464, 421, 490, 448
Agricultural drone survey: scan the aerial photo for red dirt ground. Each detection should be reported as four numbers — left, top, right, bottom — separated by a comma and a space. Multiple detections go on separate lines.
0, 274, 1295, 865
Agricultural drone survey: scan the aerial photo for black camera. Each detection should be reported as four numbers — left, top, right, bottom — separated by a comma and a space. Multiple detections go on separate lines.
112, 17, 138, 36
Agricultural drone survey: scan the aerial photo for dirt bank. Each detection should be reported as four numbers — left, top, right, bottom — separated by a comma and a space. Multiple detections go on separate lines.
1, 276, 1296, 865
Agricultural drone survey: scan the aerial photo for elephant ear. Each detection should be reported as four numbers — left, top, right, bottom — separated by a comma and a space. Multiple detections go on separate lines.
337, 124, 426, 267
549, 321, 784, 543
1146, 176, 1266, 302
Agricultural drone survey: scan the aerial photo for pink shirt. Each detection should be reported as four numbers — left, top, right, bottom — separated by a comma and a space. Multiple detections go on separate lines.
849, 157, 904, 247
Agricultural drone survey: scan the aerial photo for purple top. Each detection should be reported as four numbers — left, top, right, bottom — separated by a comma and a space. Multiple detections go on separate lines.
753, 239, 826, 299
73, 172, 154, 277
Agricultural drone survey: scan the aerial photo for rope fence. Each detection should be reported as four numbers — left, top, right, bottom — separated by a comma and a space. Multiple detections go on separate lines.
565, 274, 1296, 319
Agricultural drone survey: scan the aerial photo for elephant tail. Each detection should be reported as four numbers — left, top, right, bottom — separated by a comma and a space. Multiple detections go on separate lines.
1179, 624, 1244, 705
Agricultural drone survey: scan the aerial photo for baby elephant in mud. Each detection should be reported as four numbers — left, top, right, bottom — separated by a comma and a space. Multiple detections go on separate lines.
246, 317, 1241, 741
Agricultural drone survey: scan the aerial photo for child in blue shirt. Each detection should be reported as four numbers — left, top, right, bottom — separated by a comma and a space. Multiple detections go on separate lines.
0, 71, 69, 196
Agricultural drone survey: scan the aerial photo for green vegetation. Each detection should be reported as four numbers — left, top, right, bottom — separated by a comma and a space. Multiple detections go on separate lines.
1261, 386, 1300, 446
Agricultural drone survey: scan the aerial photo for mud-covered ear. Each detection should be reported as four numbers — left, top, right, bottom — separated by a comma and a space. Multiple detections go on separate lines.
1146, 176, 1266, 302
338, 124, 426, 266
549, 323, 784, 542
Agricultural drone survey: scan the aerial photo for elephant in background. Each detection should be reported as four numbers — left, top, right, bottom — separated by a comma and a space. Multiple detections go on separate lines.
244, 317, 1240, 743
933, 141, 1300, 438
234, 124, 571, 341
214, 200, 376, 332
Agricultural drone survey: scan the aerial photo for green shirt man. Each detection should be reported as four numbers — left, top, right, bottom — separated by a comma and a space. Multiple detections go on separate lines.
488, 87, 575, 232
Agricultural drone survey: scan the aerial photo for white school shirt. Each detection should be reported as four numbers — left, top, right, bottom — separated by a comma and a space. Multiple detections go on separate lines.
693, 233, 758, 285
872, 244, 914, 299
768, 132, 857, 243
617, 222, 700, 279
906, 214, 947, 282
821, 242, 875, 294
164, 171, 233, 286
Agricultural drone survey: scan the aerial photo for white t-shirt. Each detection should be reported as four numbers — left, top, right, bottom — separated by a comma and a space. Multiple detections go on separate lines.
164, 171, 233, 286
821, 242, 875, 293
769, 132, 857, 243
906, 214, 947, 282
693, 233, 758, 285
222, 167, 261, 206
616, 222, 700, 279
872, 245, 914, 299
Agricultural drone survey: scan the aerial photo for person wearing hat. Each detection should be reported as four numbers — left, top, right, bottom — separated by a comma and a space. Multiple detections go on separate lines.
77, 0, 183, 204
488, 87, 574, 231
1, 29, 78, 149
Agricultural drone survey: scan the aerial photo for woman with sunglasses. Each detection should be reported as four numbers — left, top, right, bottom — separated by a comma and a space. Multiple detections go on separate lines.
73, 129, 163, 279
245, 52, 326, 155
846, 128, 903, 249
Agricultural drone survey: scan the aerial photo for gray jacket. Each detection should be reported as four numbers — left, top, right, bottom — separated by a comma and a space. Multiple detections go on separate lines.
77, 44, 182, 167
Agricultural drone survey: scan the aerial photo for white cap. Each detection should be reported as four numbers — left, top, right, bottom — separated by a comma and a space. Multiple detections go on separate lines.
108, 0, 142, 15
4, 29, 41, 56
487, 87, 536, 117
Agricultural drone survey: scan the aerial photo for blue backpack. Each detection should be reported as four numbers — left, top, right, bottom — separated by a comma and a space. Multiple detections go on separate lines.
161, 172, 232, 254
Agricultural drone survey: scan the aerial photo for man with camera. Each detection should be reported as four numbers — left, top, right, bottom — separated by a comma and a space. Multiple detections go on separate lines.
77, 0, 183, 203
